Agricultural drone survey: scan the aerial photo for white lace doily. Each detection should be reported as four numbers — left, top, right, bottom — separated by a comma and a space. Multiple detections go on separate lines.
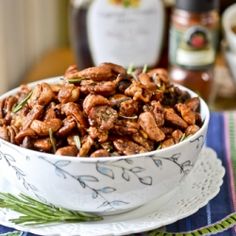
0, 147, 225, 236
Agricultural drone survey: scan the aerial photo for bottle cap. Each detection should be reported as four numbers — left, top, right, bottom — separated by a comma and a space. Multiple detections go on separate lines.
175, 0, 219, 12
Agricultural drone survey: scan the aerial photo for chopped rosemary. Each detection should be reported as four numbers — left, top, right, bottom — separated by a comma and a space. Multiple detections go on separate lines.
142, 64, 148, 73
156, 144, 162, 150
127, 64, 139, 80
127, 64, 135, 75
12, 91, 33, 113
131, 72, 138, 81
123, 0, 131, 7
49, 128, 56, 153
119, 115, 138, 119
0, 192, 102, 225
180, 133, 186, 142
67, 77, 85, 83
73, 135, 81, 150
180, 133, 191, 142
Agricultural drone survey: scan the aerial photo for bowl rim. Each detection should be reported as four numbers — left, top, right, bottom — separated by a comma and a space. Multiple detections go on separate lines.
0, 76, 210, 161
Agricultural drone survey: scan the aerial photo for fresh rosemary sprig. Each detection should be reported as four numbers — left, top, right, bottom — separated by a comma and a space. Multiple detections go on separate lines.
0, 192, 103, 225
12, 91, 33, 113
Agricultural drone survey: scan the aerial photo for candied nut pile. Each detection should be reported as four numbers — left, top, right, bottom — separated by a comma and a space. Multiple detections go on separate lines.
0, 63, 202, 157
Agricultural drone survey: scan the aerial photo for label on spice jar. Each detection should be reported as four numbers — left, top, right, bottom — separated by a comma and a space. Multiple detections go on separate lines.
87, 0, 164, 67
169, 25, 217, 69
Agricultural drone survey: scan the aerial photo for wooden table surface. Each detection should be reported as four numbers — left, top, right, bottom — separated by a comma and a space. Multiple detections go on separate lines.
22, 47, 236, 111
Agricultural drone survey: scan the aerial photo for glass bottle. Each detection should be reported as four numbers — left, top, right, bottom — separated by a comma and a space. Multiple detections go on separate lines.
168, 0, 219, 103
69, 0, 165, 69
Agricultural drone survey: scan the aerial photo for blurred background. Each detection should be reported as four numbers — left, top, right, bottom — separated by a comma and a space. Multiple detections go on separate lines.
0, 0, 70, 92
0, 0, 235, 109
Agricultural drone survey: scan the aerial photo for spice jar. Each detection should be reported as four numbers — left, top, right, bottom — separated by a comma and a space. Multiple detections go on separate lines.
168, 0, 219, 103
69, 0, 165, 69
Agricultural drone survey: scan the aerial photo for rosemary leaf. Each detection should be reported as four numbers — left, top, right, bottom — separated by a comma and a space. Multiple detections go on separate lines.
67, 77, 85, 83
127, 64, 134, 75
180, 133, 186, 142
142, 64, 148, 73
180, 134, 192, 142
49, 128, 56, 153
119, 115, 138, 120
0, 192, 102, 225
12, 91, 32, 113
131, 72, 138, 81
73, 135, 81, 150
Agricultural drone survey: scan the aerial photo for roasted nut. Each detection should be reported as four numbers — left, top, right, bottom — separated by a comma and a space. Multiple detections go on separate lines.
0, 63, 203, 157
172, 129, 184, 143
175, 103, 196, 125
5, 96, 18, 113
58, 84, 80, 104
147, 68, 169, 84
64, 65, 79, 79
185, 97, 200, 112
61, 102, 87, 134
23, 105, 44, 129
83, 94, 110, 115
87, 126, 108, 143
161, 138, 175, 148
28, 83, 54, 107
55, 145, 78, 156
7, 126, 18, 144
138, 112, 165, 142
119, 99, 139, 117
15, 128, 37, 144
0, 126, 9, 141
132, 132, 154, 151
88, 106, 118, 131
66, 65, 114, 82
79, 136, 94, 157
110, 94, 130, 107
33, 138, 52, 152
125, 80, 152, 103
44, 105, 57, 120
90, 149, 110, 157
57, 116, 76, 137
185, 125, 200, 136
21, 136, 34, 149
138, 73, 157, 90
30, 119, 62, 136
0, 99, 5, 119
164, 108, 188, 129
80, 79, 116, 96
113, 120, 139, 135
151, 101, 165, 127
116, 77, 132, 93
113, 138, 147, 155
100, 62, 126, 75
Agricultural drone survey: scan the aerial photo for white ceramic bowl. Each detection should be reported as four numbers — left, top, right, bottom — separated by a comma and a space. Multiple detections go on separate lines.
0, 77, 210, 215
222, 3, 236, 53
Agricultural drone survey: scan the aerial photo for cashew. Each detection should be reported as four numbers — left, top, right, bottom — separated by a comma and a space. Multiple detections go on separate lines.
30, 119, 62, 136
